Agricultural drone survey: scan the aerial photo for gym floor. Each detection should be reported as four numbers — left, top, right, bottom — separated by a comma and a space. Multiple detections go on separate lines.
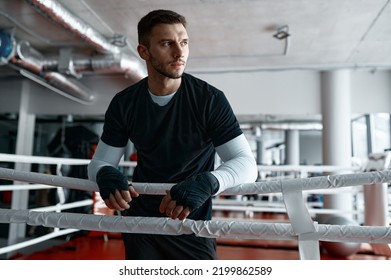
11, 232, 388, 260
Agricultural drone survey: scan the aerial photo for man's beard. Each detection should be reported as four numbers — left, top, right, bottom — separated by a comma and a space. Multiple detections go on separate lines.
150, 56, 185, 79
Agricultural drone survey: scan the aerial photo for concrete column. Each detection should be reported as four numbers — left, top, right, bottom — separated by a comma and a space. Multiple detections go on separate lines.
365, 114, 374, 154
254, 126, 264, 165
8, 80, 36, 250
321, 70, 354, 220
285, 130, 300, 165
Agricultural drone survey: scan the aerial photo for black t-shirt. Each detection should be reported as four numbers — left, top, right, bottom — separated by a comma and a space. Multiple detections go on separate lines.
101, 73, 242, 220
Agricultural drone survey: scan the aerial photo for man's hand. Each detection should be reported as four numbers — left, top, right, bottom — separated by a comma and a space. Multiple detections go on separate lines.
159, 190, 191, 220
104, 185, 139, 211
159, 172, 219, 220
96, 165, 139, 211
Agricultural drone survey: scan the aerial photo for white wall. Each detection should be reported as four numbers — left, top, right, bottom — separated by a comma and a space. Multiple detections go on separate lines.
195, 70, 321, 116
196, 69, 391, 117
351, 70, 391, 114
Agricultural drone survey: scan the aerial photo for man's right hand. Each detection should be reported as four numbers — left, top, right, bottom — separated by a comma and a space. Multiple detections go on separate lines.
96, 166, 139, 211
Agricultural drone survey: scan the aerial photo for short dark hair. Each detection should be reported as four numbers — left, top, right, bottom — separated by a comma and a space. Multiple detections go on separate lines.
138, 9, 187, 46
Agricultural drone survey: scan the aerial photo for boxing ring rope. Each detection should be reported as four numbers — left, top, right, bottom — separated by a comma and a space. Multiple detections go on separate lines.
0, 152, 137, 167
0, 227, 80, 255
1, 208, 391, 243
212, 201, 362, 216
0, 153, 105, 257
1, 165, 390, 195
1, 165, 391, 259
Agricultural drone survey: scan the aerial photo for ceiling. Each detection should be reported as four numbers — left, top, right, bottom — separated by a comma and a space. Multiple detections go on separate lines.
0, 0, 390, 121
1, 0, 390, 71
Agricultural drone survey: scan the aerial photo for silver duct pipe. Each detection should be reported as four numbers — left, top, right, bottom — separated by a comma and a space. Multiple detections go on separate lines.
26, 0, 120, 54
8, 40, 94, 104
44, 72, 94, 102
42, 53, 144, 81
26, 0, 146, 80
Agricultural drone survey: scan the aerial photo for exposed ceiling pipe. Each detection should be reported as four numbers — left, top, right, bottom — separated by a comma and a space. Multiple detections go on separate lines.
19, 69, 95, 105
25, 0, 146, 80
27, 0, 119, 54
42, 54, 144, 82
3, 37, 94, 104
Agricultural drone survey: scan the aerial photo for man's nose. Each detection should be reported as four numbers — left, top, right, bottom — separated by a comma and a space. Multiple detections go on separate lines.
173, 43, 184, 58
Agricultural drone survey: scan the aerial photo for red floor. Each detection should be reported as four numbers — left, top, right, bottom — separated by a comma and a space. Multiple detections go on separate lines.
11, 231, 389, 260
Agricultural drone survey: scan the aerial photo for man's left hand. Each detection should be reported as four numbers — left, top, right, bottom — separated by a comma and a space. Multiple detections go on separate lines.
159, 172, 219, 220
159, 190, 191, 220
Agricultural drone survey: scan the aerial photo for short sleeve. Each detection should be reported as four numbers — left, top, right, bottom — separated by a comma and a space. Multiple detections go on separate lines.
101, 95, 129, 147
207, 91, 242, 147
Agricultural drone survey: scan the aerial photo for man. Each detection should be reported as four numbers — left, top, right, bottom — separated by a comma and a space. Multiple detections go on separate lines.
88, 9, 257, 259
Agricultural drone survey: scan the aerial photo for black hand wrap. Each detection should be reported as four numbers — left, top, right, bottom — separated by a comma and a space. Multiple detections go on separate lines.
96, 166, 129, 200
170, 172, 219, 210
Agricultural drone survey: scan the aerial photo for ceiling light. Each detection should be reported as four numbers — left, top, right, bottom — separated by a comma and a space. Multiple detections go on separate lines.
273, 25, 290, 40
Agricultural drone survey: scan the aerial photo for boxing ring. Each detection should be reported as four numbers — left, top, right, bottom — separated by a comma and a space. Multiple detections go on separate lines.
0, 153, 390, 260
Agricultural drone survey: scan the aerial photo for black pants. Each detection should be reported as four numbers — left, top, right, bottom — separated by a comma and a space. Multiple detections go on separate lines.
122, 233, 216, 260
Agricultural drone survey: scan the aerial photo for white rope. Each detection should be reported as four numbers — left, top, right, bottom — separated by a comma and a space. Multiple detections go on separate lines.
1, 166, 391, 195
1, 152, 359, 172
1, 208, 390, 244
212, 204, 362, 215
0, 228, 79, 255
257, 164, 360, 173
30, 199, 93, 212
0, 167, 98, 192
0, 153, 136, 167
1, 166, 390, 259
0, 184, 57, 191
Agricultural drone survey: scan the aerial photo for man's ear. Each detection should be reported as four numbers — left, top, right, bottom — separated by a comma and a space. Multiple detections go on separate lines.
137, 44, 150, 60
